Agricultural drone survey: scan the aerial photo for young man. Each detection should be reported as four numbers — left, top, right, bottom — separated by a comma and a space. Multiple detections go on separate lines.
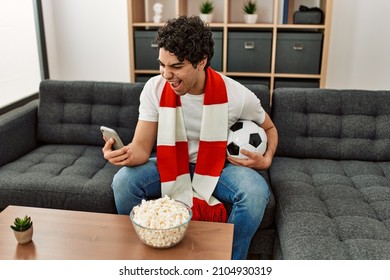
102, 16, 278, 260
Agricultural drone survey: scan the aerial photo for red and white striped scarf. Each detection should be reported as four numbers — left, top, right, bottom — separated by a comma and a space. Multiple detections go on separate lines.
157, 67, 228, 222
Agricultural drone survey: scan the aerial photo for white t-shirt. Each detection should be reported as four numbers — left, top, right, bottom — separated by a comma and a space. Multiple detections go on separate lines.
139, 73, 266, 162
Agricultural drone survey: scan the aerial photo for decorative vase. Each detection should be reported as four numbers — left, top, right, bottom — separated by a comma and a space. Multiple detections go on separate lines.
153, 15, 162, 23
13, 226, 33, 244
199, 13, 213, 23
244, 14, 258, 24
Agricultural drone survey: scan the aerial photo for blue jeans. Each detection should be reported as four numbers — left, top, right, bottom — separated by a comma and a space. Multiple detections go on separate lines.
112, 158, 270, 260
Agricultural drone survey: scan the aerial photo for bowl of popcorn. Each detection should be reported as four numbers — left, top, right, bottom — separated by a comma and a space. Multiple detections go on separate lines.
130, 196, 192, 248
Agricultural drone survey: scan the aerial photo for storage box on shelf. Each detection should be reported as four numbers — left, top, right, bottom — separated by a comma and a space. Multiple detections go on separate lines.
227, 31, 272, 73
128, 0, 332, 90
211, 30, 223, 71
274, 78, 320, 89
275, 32, 323, 75
134, 30, 159, 70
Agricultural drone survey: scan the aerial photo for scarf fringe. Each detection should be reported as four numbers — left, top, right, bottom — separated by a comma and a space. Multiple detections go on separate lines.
191, 197, 228, 223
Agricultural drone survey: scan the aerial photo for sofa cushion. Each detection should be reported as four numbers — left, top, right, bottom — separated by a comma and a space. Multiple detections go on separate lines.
270, 157, 390, 259
0, 144, 120, 213
244, 84, 271, 115
272, 88, 390, 161
0, 100, 38, 166
37, 80, 145, 146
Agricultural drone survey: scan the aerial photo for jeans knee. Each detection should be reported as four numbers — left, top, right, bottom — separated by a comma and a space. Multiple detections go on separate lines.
245, 178, 270, 203
112, 167, 130, 193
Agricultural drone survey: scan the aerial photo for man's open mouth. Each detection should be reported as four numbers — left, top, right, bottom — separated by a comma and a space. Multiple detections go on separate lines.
170, 81, 182, 90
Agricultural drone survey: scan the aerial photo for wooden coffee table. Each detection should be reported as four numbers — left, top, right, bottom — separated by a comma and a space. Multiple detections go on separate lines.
0, 205, 233, 260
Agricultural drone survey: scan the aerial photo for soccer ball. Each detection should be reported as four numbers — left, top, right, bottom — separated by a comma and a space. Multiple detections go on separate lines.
227, 120, 267, 159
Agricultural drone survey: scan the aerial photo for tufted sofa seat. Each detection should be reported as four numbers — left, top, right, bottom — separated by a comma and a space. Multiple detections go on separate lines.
270, 88, 390, 259
0, 144, 120, 213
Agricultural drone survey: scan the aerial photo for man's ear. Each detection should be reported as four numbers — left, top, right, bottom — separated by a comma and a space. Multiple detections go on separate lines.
198, 57, 208, 70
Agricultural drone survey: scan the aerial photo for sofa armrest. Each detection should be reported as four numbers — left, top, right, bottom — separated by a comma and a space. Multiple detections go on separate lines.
0, 100, 39, 167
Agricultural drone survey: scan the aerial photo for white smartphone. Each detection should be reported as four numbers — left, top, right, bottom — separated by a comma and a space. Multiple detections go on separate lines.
100, 126, 125, 150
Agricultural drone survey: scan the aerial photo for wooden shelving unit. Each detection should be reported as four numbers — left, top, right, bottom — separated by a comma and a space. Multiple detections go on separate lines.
127, 0, 333, 91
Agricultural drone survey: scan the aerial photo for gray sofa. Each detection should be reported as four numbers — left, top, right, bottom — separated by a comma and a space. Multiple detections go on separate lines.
0, 80, 275, 258
270, 88, 390, 259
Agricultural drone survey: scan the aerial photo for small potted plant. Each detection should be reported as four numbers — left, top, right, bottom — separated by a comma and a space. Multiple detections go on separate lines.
199, 0, 214, 23
242, 0, 258, 24
10, 215, 33, 244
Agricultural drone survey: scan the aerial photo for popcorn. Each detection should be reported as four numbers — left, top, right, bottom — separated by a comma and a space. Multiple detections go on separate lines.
130, 196, 192, 248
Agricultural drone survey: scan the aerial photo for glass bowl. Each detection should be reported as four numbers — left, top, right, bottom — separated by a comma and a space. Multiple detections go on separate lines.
130, 198, 192, 249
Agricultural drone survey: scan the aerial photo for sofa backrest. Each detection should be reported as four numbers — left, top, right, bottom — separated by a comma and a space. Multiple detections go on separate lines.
245, 84, 271, 115
272, 88, 390, 161
38, 80, 144, 146
37, 80, 270, 147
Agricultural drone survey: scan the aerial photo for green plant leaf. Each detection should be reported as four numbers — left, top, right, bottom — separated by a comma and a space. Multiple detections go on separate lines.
200, 0, 214, 14
10, 225, 19, 231
11, 215, 33, 231
243, 0, 257, 14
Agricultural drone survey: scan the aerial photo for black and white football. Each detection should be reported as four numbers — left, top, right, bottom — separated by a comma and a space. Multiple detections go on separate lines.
227, 120, 267, 159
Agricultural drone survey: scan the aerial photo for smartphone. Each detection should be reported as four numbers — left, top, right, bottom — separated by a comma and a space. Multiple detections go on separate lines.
100, 126, 125, 150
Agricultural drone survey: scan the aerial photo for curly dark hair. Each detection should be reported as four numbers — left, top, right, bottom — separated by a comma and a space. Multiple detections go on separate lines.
156, 16, 214, 69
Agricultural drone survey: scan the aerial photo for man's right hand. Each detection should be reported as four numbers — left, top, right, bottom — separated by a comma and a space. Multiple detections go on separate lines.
102, 138, 133, 166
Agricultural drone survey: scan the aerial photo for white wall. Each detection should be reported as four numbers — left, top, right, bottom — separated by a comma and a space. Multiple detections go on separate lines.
326, 0, 390, 89
42, 0, 130, 82
0, 1, 41, 109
